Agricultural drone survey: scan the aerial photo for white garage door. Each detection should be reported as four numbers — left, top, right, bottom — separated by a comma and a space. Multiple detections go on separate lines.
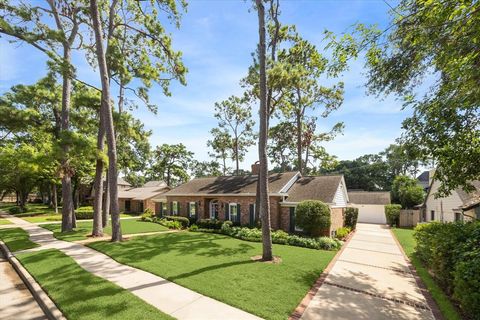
353, 204, 386, 224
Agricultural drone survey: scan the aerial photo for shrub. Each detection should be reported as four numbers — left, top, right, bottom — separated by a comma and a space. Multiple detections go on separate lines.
221, 221, 233, 234
336, 227, 351, 240
295, 200, 331, 236
8, 206, 23, 214
158, 219, 182, 230
271, 230, 289, 244
197, 219, 223, 229
75, 208, 94, 220
385, 204, 401, 226
344, 207, 358, 229
140, 208, 154, 221
317, 237, 342, 250
164, 215, 189, 228
189, 224, 199, 232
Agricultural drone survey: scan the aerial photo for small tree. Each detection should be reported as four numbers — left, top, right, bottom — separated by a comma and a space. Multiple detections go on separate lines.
295, 200, 331, 237
392, 175, 425, 209
344, 207, 359, 230
385, 204, 401, 227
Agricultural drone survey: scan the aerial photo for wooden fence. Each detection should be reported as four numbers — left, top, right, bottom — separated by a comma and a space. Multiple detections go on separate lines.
399, 209, 420, 227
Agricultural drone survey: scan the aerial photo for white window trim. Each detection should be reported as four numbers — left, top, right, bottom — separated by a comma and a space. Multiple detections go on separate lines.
252, 203, 256, 220
172, 201, 178, 215
189, 202, 196, 217
229, 203, 238, 221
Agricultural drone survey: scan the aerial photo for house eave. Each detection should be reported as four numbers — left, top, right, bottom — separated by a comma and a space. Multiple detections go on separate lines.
164, 193, 287, 197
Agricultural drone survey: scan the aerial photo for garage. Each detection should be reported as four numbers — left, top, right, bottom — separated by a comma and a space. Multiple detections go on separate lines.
347, 191, 391, 224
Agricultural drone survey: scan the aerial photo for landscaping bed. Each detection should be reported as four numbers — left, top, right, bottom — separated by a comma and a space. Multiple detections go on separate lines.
42, 219, 170, 241
0, 227, 40, 252
16, 249, 173, 320
392, 227, 463, 320
89, 231, 337, 320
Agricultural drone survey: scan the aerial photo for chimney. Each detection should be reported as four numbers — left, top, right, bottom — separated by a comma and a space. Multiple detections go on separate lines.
251, 161, 260, 175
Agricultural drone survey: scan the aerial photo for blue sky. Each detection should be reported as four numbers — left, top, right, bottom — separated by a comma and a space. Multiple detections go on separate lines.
0, 0, 410, 170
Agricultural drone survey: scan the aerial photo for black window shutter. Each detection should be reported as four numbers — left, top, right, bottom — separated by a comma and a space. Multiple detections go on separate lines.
195, 202, 199, 220
249, 204, 254, 226
237, 204, 241, 224
159, 202, 163, 217
289, 207, 296, 233
170, 202, 173, 215
225, 203, 230, 221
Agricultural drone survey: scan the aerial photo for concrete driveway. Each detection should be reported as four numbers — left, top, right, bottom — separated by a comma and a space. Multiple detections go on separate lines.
301, 223, 435, 320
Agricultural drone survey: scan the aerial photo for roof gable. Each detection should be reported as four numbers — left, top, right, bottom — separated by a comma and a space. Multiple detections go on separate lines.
284, 175, 343, 203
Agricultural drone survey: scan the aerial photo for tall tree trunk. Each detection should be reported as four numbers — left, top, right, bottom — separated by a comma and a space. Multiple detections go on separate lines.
52, 184, 58, 214
296, 110, 303, 174
90, 0, 121, 241
103, 169, 110, 228
60, 44, 74, 233
235, 139, 240, 175
256, 0, 273, 261
92, 105, 105, 237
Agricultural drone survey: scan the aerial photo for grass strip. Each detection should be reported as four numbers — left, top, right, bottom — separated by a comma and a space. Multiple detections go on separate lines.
0, 227, 39, 252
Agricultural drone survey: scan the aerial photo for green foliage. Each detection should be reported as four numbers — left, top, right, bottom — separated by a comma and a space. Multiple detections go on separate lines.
191, 160, 222, 178
344, 207, 358, 229
361, 0, 480, 196
141, 209, 154, 222
0, 228, 40, 252
74, 207, 94, 220
148, 144, 193, 187
335, 227, 351, 240
163, 215, 189, 228
385, 204, 401, 227
157, 219, 182, 230
188, 224, 199, 232
295, 200, 331, 236
391, 175, 425, 209
413, 222, 480, 319
197, 219, 223, 230
207, 128, 232, 175
8, 206, 24, 214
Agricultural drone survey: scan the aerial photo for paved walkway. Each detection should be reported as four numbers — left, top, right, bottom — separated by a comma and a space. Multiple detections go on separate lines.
3, 214, 261, 320
301, 223, 435, 320
0, 251, 47, 320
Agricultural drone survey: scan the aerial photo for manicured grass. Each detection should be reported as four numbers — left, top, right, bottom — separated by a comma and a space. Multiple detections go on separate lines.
16, 249, 173, 320
0, 228, 39, 252
392, 228, 462, 320
42, 219, 170, 241
0, 218, 12, 225
89, 232, 337, 320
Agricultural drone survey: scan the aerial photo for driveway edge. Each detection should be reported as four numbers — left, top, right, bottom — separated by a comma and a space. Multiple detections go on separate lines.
0, 241, 66, 320
389, 229, 443, 320
288, 229, 356, 320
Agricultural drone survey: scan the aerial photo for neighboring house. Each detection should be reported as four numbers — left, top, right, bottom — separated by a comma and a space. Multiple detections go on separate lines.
348, 191, 391, 224
162, 164, 348, 236
118, 180, 170, 214
422, 179, 480, 222
116, 177, 132, 190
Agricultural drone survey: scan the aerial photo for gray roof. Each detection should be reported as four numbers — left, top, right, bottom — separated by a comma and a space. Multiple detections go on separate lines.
457, 181, 480, 209
143, 180, 168, 188
417, 171, 430, 182
118, 185, 169, 201
164, 172, 298, 196
285, 176, 343, 203
348, 191, 391, 205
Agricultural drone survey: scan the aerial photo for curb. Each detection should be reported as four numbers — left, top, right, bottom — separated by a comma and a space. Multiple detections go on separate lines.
389, 229, 443, 320
0, 241, 66, 320
288, 229, 356, 320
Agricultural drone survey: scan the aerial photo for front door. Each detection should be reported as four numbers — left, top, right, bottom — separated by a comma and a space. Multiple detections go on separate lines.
209, 200, 219, 219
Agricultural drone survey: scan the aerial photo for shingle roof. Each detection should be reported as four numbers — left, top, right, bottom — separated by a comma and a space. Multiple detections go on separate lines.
285, 176, 342, 203
457, 180, 480, 209
118, 186, 169, 201
348, 191, 391, 205
143, 180, 168, 188
164, 172, 298, 196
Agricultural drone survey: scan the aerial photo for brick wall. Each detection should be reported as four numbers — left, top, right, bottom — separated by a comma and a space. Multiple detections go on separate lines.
330, 207, 345, 235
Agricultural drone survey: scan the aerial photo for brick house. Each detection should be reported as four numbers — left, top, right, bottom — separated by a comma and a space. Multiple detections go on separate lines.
162, 166, 348, 236
118, 181, 170, 214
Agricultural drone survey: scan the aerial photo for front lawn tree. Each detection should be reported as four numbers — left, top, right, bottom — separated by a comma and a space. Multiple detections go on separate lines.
362, 0, 480, 196
212, 96, 255, 176
391, 175, 425, 209
207, 128, 232, 176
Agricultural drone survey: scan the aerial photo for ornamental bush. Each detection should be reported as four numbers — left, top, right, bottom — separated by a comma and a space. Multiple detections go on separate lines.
197, 219, 223, 229
335, 227, 351, 240
75, 207, 94, 220
164, 215, 189, 228
344, 207, 358, 229
295, 200, 331, 237
8, 206, 23, 214
384, 204, 401, 226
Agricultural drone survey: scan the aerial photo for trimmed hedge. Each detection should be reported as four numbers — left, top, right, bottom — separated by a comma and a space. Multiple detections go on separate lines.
414, 221, 480, 318
163, 215, 190, 228
192, 221, 342, 251
295, 200, 331, 236
74, 207, 94, 220
385, 204, 401, 226
344, 207, 358, 229
197, 219, 223, 229
8, 206, 23, 214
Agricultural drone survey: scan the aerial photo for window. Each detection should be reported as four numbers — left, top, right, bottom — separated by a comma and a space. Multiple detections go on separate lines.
172, 201, 178, 215
189, 202, 197, 217
455, 212, 462, 222
162, 202, 168, 214
229, 203, 238, 222
430, 210, 435, 221
139, 201, 144, 213
125, 200, 131, 212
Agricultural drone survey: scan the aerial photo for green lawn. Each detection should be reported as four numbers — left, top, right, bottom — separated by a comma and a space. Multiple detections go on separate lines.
0, 228, 39, 252
17, 249, 173, 320
392, 228, 461, 320
42, 219, 170, 241
89, 232, 337, 320
0, 218, 12, 225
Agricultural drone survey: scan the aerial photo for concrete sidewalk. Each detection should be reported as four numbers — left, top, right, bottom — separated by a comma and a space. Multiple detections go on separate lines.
3, 214, 261, 320
301, 223, 435, 320
0, 251, 47, 320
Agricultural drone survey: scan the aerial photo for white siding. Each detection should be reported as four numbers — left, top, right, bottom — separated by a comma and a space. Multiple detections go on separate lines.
425, 180, 463, 222
332, 182, 347, 208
